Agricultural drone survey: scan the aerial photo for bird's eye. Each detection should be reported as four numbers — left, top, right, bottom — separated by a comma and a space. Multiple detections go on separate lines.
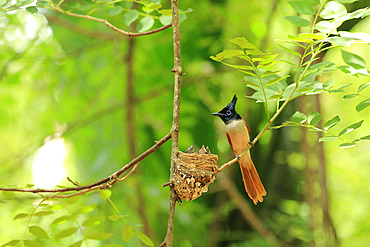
226, 110, 232, 116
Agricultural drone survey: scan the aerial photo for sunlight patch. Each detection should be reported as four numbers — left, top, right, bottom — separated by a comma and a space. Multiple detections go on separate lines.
32, 138, 67, 189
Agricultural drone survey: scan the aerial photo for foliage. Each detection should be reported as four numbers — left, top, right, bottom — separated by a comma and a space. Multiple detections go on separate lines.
0, 0, 369, 246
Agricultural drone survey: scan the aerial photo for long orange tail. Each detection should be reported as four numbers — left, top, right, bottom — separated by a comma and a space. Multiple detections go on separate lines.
239, 156, 266, 205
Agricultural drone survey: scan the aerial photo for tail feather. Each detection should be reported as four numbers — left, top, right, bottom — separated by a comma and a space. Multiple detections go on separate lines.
240, 156, 266, 205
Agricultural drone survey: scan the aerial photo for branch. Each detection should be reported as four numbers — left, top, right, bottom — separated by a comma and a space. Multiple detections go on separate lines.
50, 4, 172, 38
0, 132, 172, 194
46, 14, 121, 40
161, 0, 182, 246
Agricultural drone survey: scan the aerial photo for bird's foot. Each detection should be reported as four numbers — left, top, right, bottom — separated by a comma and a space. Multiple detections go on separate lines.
248, 141, 254, 148
236, 154, 240, 161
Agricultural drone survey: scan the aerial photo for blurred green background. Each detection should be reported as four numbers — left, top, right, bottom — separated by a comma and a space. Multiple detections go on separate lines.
0, 0, 369, 246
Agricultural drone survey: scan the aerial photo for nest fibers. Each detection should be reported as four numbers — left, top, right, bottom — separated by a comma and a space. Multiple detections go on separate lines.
174, 146, 218, 201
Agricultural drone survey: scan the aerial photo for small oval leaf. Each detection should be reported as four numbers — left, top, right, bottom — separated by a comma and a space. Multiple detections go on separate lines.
50, 215, 71, 227
284, 16, 311, 27
13, 213, 28, 220
55, 227, 77, 239
124, 10, 139, 26
29, 226, 49, 239
356, 99, 370, 112
68, 240, 83, 247
319, 136, 339, 142
134, 231, 154, 246
291, 111, 307, 123
338, 142, 357, 149
1, 240, 19, 246
34, 211, 53, 217
99, 190, 112, 200
323, 116, 340, 130
107, 6, 123, 16
308, 110, 322, 125
137, 16, 154, 32
338, 120, 364, 136
121, 224, 135, 242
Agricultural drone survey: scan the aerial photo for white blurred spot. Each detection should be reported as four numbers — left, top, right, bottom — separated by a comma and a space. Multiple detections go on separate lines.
32, 139, 67, 189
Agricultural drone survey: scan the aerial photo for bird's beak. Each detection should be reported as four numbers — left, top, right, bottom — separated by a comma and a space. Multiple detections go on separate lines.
211, 112, 224, 116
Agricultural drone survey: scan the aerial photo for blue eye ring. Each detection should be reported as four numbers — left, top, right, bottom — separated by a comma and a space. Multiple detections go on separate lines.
226, 110, 232, 116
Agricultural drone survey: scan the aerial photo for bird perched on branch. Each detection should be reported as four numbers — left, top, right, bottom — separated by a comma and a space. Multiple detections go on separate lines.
212, 95, 266, 204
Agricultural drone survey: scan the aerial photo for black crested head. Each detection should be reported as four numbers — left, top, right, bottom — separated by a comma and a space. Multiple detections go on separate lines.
212, 95, 241, 124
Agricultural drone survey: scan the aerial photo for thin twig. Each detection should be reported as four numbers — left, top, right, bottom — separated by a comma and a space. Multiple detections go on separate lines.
161, 0, 182, 246
50, 4, 172, 38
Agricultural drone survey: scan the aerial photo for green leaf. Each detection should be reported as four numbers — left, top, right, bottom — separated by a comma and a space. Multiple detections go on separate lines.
327, 37, 354, 47
283, 16, 311, 27
29, 226, 49, 239
50, 215, 71, 227
55, 227, 77, 239
314, 21, 337, 34
299, 33, 325, 40
308, 111, 321, 125
88, 232, 113, 240
68, 241, 83, 247
76, 204, 97, 214
338, 143, 357, 149
124, 10, 139, 26
210, 50, 244, 62
137, 16, 154, 32
1, 240, 19, 246
356, 99, 370, 112
354, 135, 370, 142
230, 37, 256, 49
357, 82, 370, 93
341, 50, 366, 69
122, 224, 135, 242
288, 1, 315, 15
99, 189, 112, 200
342, 94, 358, 100
107, 6, 123, 16
319, 136, 339, 142
34, 210, 53, 217
13, 213, 28, 220
291, 111, 307, 123
323, 116, 340, 130
26, 6, 38, 14
337, 83, 352, 90
323, 79, 335, 89
320, 1, 347, 19
266, 75, 290, 87
82, 216, 104, 227
159, 14, 172, 25
102, 245, 122, 247
23, 240, 42, 247
221, 62, 254, 71
134, 231, 154, 246
48, 204, 63, 210
338, 120, 363, 136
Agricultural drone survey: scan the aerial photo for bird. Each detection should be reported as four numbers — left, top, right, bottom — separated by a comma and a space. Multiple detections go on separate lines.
212, 95, 266, 204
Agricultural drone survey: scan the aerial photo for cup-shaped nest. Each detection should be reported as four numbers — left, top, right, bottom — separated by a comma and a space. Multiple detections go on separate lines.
174, 146, 218, 201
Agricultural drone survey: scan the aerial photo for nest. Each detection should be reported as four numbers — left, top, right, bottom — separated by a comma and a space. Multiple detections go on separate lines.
174, 146, 218, 201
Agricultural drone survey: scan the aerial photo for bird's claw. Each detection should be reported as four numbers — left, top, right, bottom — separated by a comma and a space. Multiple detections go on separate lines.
248, 141, 254, 148
236, 154, 240, 161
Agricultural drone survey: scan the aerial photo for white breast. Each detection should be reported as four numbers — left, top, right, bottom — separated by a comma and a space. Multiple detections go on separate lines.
225, 119, 250, 155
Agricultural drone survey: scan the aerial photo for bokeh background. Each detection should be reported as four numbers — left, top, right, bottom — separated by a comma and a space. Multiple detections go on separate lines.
0, 0, 369, 246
